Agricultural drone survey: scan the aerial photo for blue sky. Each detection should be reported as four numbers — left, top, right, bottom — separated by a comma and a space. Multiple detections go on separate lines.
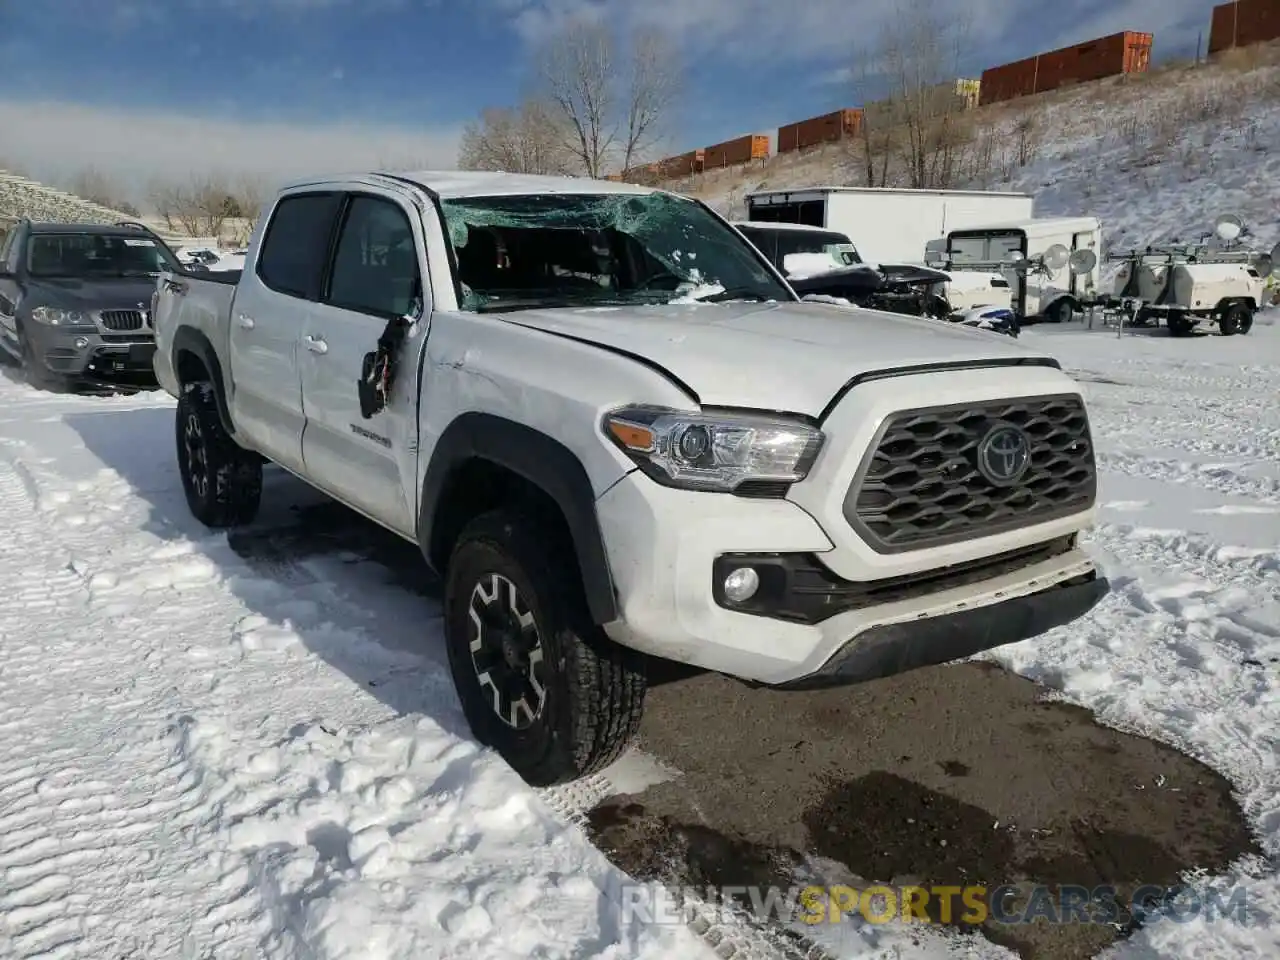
0, 0, 1217, 197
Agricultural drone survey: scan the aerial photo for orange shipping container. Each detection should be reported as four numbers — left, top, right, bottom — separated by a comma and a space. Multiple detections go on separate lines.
655, 148, 705, 177
1209, 0, 1280, 53
704, 134, 770, 168
777, 109, 863, 153
979, 31, 1152, 105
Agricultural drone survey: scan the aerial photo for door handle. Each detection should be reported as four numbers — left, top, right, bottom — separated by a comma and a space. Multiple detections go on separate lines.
304, 335, 328, 355
236, 314, 255, 329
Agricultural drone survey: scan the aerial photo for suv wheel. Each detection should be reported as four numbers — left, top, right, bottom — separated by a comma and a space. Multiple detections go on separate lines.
444, 509, 646, 786
176, 381, 262, 527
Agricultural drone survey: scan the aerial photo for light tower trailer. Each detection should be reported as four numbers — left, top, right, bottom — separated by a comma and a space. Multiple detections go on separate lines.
924, 219, 1101, 325
1098, 215, 1279, 337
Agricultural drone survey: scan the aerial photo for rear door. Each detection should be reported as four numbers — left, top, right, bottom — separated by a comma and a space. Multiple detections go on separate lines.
227, 190, 343, 474
299, 188, 429, 536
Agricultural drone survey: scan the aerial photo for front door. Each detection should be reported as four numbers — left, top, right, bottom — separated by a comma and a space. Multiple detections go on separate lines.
228, 190, 343, 474
299, 190, 428, 536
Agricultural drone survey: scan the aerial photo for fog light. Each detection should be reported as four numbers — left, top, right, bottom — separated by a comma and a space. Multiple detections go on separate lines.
73, 337, 89, 349
723, 567, 759, 603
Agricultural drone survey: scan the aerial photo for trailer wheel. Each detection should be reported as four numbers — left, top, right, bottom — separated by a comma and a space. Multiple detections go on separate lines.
1045, 299, 1075, 324
1219, 303, 1251, 336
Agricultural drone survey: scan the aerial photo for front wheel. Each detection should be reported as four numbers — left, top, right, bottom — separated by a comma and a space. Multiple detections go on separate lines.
443, 509, 646, 786
175, 381, 262, 527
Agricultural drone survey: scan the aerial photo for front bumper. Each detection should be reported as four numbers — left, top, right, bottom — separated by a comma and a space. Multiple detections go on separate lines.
25, 324, 157, 384
595, 473, 1106, 686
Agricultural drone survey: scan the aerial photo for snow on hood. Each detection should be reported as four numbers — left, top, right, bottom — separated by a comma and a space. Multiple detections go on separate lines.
781, 252, 854, 280
490, 300, 1057, 416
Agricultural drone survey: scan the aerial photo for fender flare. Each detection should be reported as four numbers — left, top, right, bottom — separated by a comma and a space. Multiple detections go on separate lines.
418, 412, 619, 625
171, 326, 236, 438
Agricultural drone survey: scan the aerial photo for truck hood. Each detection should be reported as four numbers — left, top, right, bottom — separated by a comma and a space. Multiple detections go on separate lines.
23, 276, 159, 312
493, 300, 1059, 417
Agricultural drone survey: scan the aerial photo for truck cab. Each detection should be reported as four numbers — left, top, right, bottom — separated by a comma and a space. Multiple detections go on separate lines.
152, 170, 1108, 788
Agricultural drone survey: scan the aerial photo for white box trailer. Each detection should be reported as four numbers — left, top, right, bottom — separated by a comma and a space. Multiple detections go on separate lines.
742, 186, 1034, 265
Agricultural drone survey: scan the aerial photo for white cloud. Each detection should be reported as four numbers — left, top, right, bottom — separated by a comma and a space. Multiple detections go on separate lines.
496, 0, 1214, 72
0, 99, 463, 204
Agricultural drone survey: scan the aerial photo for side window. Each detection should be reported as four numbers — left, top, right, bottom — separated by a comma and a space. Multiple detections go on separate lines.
256, 192, 342, 299
325, 196, 422, 318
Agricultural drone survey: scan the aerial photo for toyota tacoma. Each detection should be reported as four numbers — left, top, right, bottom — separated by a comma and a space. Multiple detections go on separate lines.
151, 171, 1109, 785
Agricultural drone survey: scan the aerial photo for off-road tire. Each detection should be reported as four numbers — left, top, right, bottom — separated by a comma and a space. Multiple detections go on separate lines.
175, 381, 262, 527
443, 508, 646, 786
1219, 303, 1252, 336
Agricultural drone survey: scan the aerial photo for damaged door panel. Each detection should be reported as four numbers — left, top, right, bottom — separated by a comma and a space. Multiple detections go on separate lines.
300, 190, 428, 535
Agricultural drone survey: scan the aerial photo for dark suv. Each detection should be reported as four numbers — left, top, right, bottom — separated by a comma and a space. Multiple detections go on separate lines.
0, 220, 185, 389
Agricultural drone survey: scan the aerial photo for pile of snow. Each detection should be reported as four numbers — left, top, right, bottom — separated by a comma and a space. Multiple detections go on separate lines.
0, 313, 1277, 959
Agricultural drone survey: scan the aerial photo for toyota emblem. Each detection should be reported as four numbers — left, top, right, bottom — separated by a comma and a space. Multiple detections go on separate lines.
976, 422, 1031, 486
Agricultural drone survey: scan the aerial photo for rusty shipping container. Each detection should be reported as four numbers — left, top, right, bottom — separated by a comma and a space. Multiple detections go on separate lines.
979, 31, 1152, 105
1209, 0, 1280, 53
704, 134, 770, 168
777, 109, 863, 153
654, 148, 705, 177
979, 57, 1040, 105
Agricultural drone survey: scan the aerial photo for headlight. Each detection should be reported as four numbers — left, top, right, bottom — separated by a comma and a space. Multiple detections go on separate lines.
602, 405, 824, 493
30, 306, 89, 326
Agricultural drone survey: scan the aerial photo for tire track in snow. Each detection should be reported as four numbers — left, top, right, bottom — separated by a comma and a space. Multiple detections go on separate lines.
0, 455, 264, 960
1095, 450, 1280, 503
226, 533, 833, 960
1006, 519, 1280, 860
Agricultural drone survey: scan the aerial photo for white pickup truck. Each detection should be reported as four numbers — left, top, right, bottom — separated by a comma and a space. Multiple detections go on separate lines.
151, 170, 1109, 786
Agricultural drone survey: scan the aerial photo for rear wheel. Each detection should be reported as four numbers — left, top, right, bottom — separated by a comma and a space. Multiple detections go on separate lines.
443, 508, 646, 786
1045, 299, 1075, 324
175, 381, 262, 527
1219, 303, 1251, 336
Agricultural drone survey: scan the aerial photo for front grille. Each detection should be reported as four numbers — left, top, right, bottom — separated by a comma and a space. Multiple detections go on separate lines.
844, 394, 1096, 553
100, 310, 145, 331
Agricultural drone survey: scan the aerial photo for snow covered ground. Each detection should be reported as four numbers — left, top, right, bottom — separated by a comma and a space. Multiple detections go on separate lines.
0, 314, 1278, 960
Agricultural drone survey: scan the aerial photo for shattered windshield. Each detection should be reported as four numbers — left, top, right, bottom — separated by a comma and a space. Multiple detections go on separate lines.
438, 191, 795, 313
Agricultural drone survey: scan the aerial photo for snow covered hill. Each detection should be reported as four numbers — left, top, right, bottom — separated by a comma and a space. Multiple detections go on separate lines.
677, 47, 1280, 266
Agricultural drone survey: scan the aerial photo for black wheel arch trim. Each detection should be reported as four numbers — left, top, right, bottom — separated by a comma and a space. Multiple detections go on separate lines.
418, 412, 620, 625
171, 326, 237, 438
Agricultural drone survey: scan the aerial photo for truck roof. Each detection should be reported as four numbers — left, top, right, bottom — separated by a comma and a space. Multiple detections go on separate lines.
25, 222, 159, 236
947, 216, 1100, 235
745, 185, 1032, 200
279, 170, 662, 200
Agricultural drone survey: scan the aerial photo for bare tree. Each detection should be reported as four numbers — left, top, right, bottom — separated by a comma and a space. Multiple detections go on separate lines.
145, 173, 239, 238
533, 17, 682, 178
619, 27, 681, 172
70, 166, 139, 214
458, 99, 576, 175
848, 0, 976, 189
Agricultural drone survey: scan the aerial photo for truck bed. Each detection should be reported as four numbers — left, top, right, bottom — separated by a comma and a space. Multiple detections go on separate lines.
151, 269, 239, 399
